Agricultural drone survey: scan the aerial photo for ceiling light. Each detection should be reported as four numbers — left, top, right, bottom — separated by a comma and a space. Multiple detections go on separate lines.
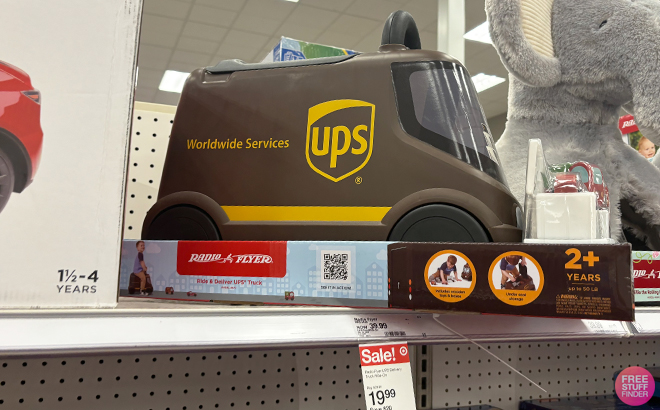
158, 70, 189, 93
464, 21, 492, 44
282, 0, 299, 2
472, 73, 505, 93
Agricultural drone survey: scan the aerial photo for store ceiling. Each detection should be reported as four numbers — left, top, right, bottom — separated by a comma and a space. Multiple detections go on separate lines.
136, 0, 509, 118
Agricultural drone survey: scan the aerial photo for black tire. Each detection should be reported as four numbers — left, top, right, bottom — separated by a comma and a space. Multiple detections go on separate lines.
144, 206, 220, 240
388, 204, 490, 242
0, 146, 14, 214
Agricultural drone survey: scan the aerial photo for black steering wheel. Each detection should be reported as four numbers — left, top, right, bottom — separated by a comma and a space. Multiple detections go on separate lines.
381, 10, 422, 50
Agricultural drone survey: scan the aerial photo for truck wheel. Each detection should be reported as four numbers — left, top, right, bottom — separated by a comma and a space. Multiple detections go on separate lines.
0, 147, 14, 214
388, 204, 490, 242
143, 206, 220, 240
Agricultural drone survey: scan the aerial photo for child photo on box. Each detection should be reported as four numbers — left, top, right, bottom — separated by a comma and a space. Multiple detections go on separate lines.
638, 137, 656, 161
493, 255, 538, 291
427, 254, 472, 288
132, 241, 149, 296
628, 131, 658, 161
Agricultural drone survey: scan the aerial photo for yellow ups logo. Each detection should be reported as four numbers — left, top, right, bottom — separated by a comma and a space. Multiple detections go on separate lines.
306, 100, 375, 182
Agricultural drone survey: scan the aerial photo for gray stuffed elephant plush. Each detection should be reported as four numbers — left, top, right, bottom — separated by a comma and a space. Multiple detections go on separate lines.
486, 0, 660, 249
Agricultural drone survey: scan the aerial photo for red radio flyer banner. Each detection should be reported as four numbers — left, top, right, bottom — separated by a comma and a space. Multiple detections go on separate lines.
177, 241, 287, 277
633, 251, 660, 302
633, 258, 660, 288
359, 342, 416, 410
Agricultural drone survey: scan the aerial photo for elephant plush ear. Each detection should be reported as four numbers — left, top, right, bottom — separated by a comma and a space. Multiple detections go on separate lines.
486, 0, 561, 87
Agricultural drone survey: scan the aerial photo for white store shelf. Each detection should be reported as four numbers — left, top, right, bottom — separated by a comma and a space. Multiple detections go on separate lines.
630, 307, 660, 335
0, 298, 633, 356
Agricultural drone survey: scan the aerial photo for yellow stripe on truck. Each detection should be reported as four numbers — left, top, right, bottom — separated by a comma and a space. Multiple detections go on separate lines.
222, 206, 391, 222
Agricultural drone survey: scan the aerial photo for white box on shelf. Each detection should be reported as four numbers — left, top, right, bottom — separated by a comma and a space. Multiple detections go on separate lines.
534, 192, 598, 240
0, 0, 141, 307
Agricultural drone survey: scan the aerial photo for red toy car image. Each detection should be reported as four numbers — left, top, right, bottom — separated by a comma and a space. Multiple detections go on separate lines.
0, 61, 43, 213
186, 291, 197, 297
569, 162, 610, 209
552, 172, 583, 194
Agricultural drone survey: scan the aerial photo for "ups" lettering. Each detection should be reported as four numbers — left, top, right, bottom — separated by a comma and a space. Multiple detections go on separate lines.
310, 125, 369, 168
306, 100, 375, 182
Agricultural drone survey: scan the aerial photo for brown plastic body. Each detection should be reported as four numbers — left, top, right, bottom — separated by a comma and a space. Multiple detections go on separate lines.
143, 45, 522, 242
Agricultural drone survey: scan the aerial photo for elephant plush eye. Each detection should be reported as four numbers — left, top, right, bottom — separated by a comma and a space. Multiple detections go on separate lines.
599, 20, 608, 29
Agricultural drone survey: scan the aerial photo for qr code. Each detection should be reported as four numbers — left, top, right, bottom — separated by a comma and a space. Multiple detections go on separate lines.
321, 251, 352, 283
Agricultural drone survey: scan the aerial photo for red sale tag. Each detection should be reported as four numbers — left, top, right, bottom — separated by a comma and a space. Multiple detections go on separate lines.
360, 343, 411, 367
359, 342, 416, 410
176, 241, 287, 277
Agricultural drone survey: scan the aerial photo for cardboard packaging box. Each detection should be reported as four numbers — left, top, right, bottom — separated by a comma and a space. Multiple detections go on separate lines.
119, 240, 388, 307
261, 37, 358, 63
633, 251, 660, 305
388, 243, 633, 321
120, 239, 634, 321
0, 1, 140, 307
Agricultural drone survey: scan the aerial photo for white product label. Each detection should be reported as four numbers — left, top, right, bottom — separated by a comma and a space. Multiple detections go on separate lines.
354, 316, 396, 338
582, 320, 626, 334
359, 342, 416, 410
353, 314, 454, 339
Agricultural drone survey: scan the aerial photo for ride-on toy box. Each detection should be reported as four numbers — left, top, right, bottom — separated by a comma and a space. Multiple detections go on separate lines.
120, 238, 634, 321
120, 240, 389, 307
0, 0, 140, 307
141, 11, 522, 244
388, 242, 633, 321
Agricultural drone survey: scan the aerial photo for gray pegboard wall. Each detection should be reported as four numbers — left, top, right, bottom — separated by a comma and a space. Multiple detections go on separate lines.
0, 347, 366, 410
2, 339, 654, 410
124, 102, 175, 239
432, 338, 660, 410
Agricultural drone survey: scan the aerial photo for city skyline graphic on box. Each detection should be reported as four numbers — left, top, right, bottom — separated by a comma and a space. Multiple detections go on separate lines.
119, 240, 388, 307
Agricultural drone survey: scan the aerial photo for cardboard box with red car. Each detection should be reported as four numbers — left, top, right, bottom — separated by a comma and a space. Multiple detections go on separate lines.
0, 1, 140, 307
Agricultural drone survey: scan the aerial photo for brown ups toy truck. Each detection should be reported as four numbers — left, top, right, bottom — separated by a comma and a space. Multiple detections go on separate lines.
142, 11, 523, 243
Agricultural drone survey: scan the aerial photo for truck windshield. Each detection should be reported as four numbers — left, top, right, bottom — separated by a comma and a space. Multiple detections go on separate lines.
392, 61, 507, 185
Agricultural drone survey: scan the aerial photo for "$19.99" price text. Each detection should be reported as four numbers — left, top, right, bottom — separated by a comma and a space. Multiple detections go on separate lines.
57, 269, 98, 294
368, 388, 396, 409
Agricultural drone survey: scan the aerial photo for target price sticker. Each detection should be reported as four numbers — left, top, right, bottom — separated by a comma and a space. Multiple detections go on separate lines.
359, 342, 416, 410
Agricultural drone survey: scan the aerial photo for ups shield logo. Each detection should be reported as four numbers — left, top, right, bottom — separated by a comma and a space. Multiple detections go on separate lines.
306, 100, 375, 182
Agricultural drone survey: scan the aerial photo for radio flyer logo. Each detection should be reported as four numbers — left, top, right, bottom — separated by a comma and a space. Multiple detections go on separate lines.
177, 241, 286, 278
306, 99, 375, 182
188, 254, 273, 264
615, 367, 654, 406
